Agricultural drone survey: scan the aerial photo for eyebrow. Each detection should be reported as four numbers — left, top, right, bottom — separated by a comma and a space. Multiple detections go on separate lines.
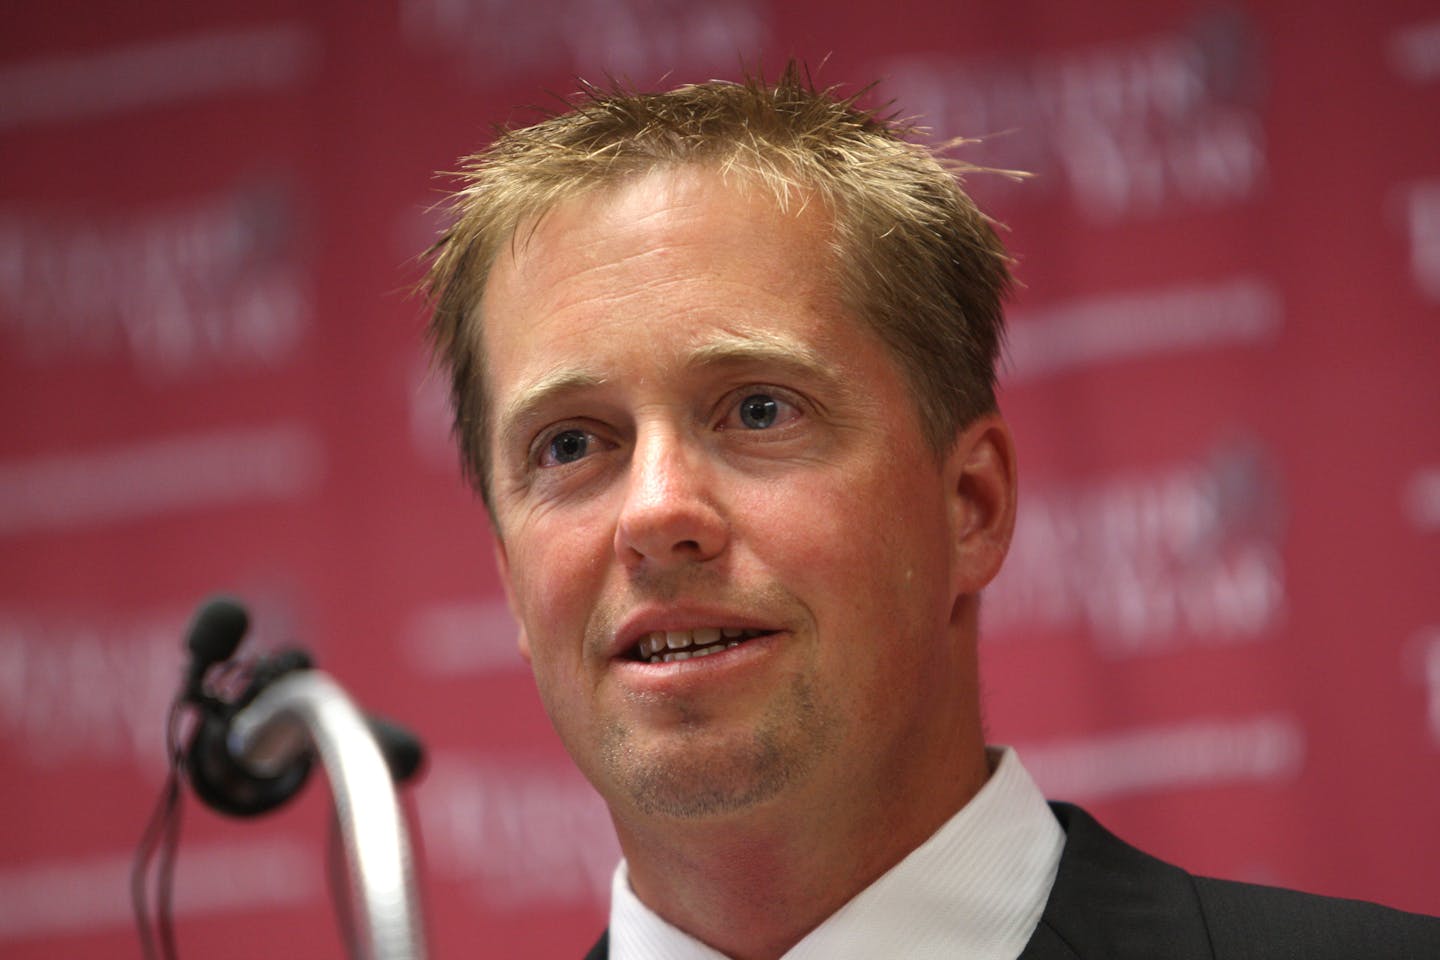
495, 330, 841, 451
684, 331, 832, 380
496, 368, 609, 453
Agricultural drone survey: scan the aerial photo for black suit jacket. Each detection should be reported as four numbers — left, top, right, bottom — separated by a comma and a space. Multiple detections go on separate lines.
582, 802, 1440, 959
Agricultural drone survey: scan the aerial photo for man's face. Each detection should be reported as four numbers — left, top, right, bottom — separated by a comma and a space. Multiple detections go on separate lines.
481, 166, 985, 831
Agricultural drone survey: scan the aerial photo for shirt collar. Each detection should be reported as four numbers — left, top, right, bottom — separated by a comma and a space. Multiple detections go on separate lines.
609, 746, 1063, 960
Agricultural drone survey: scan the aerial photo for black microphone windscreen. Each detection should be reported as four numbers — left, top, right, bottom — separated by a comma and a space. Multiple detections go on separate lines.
187, 597, 250, 666
367, 716, 426, 784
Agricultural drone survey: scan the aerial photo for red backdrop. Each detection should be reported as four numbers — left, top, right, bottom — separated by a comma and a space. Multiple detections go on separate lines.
2, 1, 1438, 957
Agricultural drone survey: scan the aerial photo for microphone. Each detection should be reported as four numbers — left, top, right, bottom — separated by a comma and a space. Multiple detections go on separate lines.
138, 596, 429, 960
179, 597, 425, 818
367, 715, 426, 784
185, 647, 315, 818
181, 597, 249, 703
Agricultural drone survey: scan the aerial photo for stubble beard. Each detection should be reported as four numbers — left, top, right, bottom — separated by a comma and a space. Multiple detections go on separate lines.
600, 671, 834, 819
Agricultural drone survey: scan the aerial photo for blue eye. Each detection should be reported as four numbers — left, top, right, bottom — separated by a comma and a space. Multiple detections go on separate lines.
543, 429, 590, 465
737, 394, 779, 429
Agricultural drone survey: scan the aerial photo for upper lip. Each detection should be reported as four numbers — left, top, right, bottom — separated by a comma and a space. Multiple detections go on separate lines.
610, 605, 782, 659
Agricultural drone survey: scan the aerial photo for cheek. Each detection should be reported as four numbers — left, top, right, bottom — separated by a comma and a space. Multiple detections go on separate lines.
505, 515, 612, 637
751, 476, 888, 599
794, 461, 948, 608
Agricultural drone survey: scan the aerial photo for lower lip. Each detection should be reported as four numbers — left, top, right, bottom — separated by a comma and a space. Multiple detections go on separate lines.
610, 632, 782, 694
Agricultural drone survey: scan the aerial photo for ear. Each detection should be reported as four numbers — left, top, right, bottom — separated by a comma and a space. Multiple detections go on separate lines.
943, 413, 1018, 595
493, 538, 532, 664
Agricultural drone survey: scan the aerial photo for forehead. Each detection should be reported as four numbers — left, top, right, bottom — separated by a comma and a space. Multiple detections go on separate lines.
477, 166, 852, 378
486, 167, 832, 311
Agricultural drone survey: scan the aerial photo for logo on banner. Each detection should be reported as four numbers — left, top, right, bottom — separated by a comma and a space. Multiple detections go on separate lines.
0, 183, 310, 379
878, 9, 1267, 219
986, 441, 1287, 656
0, 613, 183, 769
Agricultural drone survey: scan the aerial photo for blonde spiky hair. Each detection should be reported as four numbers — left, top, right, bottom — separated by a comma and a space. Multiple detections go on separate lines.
423, 61, 1015, 511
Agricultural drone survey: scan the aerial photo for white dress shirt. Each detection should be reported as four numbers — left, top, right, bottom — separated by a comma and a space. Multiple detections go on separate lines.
609, 747, 1064, 960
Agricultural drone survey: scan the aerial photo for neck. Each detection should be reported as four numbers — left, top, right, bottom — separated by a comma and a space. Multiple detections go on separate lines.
614, 722, 990, 960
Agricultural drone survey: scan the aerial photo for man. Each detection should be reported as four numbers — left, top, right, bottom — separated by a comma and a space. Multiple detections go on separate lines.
423, 66, 1439, 959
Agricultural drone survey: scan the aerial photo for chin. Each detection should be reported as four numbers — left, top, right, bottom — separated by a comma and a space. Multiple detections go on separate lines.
600, 721, 812, 821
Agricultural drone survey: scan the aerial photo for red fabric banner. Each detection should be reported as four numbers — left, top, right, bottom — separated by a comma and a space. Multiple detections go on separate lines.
2, 1, 1437, 956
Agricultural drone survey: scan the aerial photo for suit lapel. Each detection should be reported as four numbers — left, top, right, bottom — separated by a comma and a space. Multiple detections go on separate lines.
582, 930, 608, 960
1018, 803, 1214, 960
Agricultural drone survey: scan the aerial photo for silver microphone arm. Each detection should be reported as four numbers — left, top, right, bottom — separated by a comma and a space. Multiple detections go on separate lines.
227, 670, 428, 960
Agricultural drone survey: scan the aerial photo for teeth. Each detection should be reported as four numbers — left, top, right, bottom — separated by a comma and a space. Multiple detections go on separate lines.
647, 641, 744, 663
636, 628, 765, 661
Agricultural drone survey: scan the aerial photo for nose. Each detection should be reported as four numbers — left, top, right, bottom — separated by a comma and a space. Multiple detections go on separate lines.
614, 426, 727, 568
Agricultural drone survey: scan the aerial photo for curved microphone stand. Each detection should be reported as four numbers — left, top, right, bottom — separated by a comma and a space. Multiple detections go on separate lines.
228, 671, 427, 960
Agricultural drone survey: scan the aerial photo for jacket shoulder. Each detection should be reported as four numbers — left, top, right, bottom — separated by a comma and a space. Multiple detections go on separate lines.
1029, 803, 1440, 960
1193, 875, 1440, 960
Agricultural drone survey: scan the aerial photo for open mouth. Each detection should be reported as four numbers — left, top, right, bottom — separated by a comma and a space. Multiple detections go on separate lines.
630, 627, 771, 663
